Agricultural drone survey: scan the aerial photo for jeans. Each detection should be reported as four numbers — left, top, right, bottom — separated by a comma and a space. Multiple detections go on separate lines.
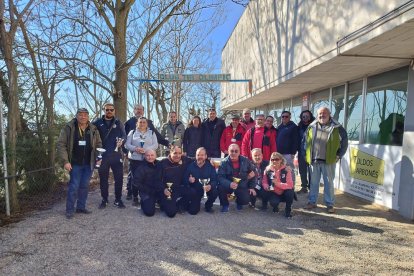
66, 164, 93, 214
308, 161, 336, 206
268, 189, 294, 215
283, 154, 296, 185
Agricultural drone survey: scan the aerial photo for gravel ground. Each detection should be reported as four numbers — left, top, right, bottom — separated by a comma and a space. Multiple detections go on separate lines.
1, 178, 414, 275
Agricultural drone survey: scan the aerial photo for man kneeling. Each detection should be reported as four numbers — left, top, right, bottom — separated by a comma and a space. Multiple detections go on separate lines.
218, 144, 256, 212
184, 147, 219, 214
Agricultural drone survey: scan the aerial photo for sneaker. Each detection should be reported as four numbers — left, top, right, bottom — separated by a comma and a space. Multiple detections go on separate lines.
327, 206, 335, 214
236, 204, 243, 210
99, 199, 108, 209
76, 209, 92, 214
114, 199, 126, 209
272, 206, 279, 213
65, 213, 74, 219
285, 213, 293, 219
297, 188, 308, 194
258, 205, 268, 211
248, 202, 255, 209
305, 203, 317, 210
221, 205, 229, 213
126, 194, 132, 200
133, 197, 139, 206
204, 207, 214, 213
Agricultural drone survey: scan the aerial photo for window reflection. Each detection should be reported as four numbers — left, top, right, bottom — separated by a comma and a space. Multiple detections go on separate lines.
346, 81, 363, 142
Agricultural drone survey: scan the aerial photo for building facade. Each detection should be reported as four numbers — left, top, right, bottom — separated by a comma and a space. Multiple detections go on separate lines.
221, 0, 414, 219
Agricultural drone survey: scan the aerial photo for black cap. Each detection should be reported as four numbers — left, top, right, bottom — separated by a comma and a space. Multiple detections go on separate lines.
77, 108, 89, 114
231, 114, 240, 119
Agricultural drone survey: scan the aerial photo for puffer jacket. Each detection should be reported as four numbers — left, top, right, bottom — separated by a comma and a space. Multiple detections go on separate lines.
133, 160, 161, 195
218, 155, 256, 189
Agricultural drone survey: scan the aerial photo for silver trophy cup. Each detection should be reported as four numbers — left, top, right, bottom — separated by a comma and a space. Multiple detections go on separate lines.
199, 178, 210, 199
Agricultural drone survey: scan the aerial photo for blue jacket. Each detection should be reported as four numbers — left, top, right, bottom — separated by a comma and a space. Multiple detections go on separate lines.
93, 116, 126, 156
157, 156, 192, 193
218, 155, 256, 189
183, 161, 218, 188
276, 121, 299, 154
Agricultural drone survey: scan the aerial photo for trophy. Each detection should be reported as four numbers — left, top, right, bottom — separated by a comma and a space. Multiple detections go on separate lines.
95, 148, 106, 168
114, 137, 124, 152
166, 182, 173, 200
199, 178, 210, 199
268, 172, 275, 191
211, 158, 221, 170
228, 177, 241, 201
172, 136, 180, 146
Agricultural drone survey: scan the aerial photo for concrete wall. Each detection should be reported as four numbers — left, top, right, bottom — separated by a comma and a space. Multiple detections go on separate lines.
221, 0, 410, 109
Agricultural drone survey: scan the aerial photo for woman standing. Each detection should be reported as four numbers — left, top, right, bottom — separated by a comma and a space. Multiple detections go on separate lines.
262, 152, 294, 218
183, 116, 202, 158
125, 117, 158, 204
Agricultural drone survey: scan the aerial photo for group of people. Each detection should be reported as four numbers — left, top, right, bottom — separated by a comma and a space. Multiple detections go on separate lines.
57, 103, 348, 219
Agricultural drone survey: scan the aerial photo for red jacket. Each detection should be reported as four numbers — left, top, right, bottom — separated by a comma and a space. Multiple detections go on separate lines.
262, 165, 294, 195
241, 126, 277, 161
220, 123, 246, 153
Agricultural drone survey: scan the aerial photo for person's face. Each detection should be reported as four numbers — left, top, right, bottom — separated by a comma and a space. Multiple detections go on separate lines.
76, 112, 89, 125
134, 106, 144, 118
301, 112, 311, 123
318, 109, 330, 125
243, 112, 251, 121
255, 116, 265, 127
169, 147, 182, 162
281, 113, 290, 125
252, 151, 263, 164
169, 113, 177, 124
228, 145, 240, 160
145, 150, 156, 163
231, 118, 240, 127
104, 105, 115, 119
137, 119, 148, 130
196, 149, 207, 163
209, 110, 217, 120
265, 117, 274, 128
192, 118, 200, 127
270, 156, 282, 166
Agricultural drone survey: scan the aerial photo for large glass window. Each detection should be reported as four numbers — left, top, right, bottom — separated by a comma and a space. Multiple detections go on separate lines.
364, 67, 408, 145
291, 96, 303, 124
331, 85, 345, 125
269, 101, 283, 126
310, 88, 330, 115
346, 81, 363, 142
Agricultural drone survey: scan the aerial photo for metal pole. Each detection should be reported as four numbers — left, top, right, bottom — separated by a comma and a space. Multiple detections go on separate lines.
0, 85, 10, 216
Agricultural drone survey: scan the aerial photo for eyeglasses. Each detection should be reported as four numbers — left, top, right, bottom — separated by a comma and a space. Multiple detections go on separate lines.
281, 115, 289, 118
105, 109, 114, 112
271, 158, 281, 161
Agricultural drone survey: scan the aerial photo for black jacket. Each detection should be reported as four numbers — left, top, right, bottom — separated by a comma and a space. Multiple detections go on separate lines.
183, 126, 202, 157
276, 121, 299, 154
133, 160, 161, 195
201, 117, 226, 158
158, 156, 192, 193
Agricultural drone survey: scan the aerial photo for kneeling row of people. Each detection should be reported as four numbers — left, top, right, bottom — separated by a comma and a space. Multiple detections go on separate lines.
133, 144, 295, 218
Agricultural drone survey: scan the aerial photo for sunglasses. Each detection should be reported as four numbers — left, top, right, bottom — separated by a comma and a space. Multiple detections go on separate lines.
271, 158, 281, 161
105, 109, 114, 112
281, 115, 289, 118
230, 150, 239, 153
302, 115, 310, 119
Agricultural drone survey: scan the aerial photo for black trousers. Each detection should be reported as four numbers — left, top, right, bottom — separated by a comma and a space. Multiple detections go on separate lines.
250, 187, 269, 207
139, 191, 159, 217
267, 189, 294, 215
218, 185, 250, 206
98, 152, 123, 201
185, 183, 219, 214
159, 186, 187, 218
127, 159, 143, 197
298, 154, 310, 189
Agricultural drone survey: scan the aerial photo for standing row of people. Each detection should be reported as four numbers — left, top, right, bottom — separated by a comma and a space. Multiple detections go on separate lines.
57, 103, 347, 219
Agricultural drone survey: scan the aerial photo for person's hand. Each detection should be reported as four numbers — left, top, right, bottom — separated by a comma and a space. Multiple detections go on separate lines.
164, 188, 171, 197
230, 182, 238, 189
189, 174, 195, 184
64, 163, 72, 171
205, 184, 211, 192
249, 189, 256, 196
116, 139, 124, 148
248, 171, 255, 179
137, 148, 145, 154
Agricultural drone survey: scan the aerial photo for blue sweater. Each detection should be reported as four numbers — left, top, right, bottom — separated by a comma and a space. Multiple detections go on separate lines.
93, 116, 126, 156
183, 161, 218, 188
276, 121, 299, 154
